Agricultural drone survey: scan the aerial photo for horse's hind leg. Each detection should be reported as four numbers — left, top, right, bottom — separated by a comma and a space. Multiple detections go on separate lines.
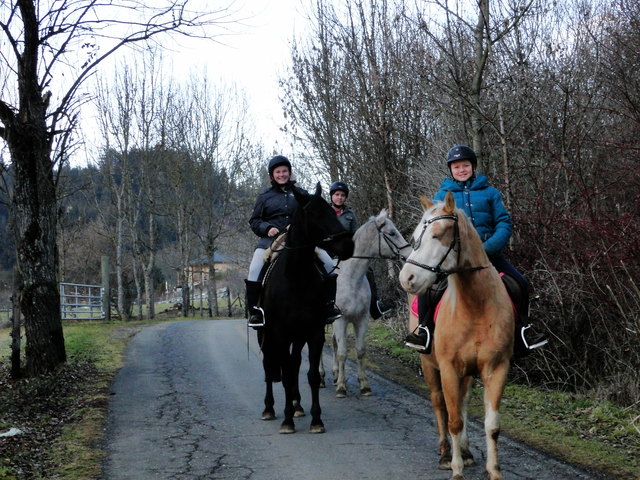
354, 317, 372, 396
319, 353, 326, 388
460, 377, 475, 466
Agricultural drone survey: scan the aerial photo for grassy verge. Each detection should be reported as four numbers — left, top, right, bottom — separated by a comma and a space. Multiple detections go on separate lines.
0, 319, 168, 479
363, 320, 640, 479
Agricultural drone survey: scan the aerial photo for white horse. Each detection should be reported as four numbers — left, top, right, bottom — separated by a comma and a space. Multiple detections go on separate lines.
322, 209, 411, 397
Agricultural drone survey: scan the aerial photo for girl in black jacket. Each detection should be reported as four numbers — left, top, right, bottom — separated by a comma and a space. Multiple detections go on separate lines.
244, 155, 340, 328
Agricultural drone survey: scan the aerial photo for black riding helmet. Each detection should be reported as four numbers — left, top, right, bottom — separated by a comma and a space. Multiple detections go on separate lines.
267, 155, 292, 176
446, 145, 477, 169
329, 180, 349, 197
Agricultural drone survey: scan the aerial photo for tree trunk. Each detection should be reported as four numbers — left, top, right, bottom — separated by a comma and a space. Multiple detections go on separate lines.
11, 131, 66, 375
10, 267, 23, 379
143, 213, 156, 320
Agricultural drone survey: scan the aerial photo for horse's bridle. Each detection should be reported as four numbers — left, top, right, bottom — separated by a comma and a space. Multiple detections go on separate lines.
351, 220, 411, 262
404, 213, 488, 276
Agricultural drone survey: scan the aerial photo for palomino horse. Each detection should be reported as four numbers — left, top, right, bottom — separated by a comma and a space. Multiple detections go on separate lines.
322, 209, 411, 397
398, 191, 514, 480
259, 183, 354, 433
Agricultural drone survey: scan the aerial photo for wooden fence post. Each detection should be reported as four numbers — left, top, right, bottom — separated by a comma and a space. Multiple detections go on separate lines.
102, 256, 111, 321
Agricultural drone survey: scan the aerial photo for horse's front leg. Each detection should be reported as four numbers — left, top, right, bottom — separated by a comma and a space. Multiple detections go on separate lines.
306, 333, 326, 433
353, 316, 372, 396
481, 362, 509, 480
421, 356, 452, 470
332, 318, 349, 397
262, 381, 276, 421
279, 354, 297, 434
290, 344, 305, 418
319, 351, 326, 388
440, 366, 468, 480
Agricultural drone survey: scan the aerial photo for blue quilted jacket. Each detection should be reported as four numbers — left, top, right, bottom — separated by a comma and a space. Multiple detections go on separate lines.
434, 173, 512, 257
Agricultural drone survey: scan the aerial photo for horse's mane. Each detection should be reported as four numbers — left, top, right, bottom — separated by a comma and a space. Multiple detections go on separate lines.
451, 205, 491, 267
429, 199, 490, 267
353, 210, 387, 244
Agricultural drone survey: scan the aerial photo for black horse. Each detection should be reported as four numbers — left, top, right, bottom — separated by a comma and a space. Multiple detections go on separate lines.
258, 183, 354, 434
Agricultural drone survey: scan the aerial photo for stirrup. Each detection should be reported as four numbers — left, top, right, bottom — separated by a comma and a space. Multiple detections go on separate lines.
247, 307, 266, 328
325, 305, 342, 323
520, 324, 548, 350
376, 300, 393, 316
404, 325, 430, 352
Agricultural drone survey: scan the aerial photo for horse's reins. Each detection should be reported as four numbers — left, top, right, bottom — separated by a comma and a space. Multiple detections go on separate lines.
350, 221, 411, 262
404, 213, 488, 276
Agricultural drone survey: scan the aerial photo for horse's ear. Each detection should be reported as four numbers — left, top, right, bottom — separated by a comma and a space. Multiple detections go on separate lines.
315, 182, 322, 196
444, 191, 455, 213
419, 195, 433, 211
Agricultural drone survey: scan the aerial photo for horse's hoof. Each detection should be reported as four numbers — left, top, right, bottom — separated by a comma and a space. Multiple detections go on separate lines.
279, 422, 295, 434
261, 410, 276, 421
319, 380, 326, 388
336, 387, 347, 398
438, 457, 452, 470
294, 407, 306, 418
451, 475, 464, 480
309, 423, 325, 434
462, 451, 475, 466
360, 387, 373, 396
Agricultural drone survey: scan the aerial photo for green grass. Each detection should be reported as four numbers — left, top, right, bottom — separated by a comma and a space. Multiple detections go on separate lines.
0, 318, 177, 479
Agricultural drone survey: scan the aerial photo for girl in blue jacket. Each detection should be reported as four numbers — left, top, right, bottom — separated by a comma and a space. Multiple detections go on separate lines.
405, 145, 548, 356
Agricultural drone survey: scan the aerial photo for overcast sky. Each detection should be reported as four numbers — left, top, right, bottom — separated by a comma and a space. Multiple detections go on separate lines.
169, 0, 310, 151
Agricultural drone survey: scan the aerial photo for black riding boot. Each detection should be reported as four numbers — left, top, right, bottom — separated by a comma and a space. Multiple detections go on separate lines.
367, 269, 393, 319
245, 279, 265, 328
405, 278, 447, 353
323, 273, 342, 324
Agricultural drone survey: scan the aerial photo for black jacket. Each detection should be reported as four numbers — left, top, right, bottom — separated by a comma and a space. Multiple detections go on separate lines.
249, 181, 308, 249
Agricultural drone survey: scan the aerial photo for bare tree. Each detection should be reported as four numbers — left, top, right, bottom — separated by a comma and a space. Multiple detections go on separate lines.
0, 0, 236, 375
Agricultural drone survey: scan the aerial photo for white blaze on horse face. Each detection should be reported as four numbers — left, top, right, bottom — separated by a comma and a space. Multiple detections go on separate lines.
399, 207, 457, 295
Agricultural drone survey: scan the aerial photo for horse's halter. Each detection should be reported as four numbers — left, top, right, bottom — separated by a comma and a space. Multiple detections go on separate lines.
405, 213, 488, 276
351, 220, 411, 262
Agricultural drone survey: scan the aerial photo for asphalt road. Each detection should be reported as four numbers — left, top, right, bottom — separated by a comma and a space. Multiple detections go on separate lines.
102, 319, 602, 480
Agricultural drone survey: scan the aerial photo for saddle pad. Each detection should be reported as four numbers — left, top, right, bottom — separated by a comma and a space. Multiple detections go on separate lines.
410, 295, 443, 324
411, 296, 419, 318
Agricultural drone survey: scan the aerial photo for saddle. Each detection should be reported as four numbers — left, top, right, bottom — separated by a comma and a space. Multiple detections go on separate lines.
411, 272, 523, 324
260, 232, 329, 288
499, 272, 525, 315
263, 232, 288, 263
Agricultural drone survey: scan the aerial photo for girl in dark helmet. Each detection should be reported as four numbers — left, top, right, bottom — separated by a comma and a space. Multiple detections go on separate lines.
244, 155, 341, 328
405, 145, 548, 355
329, 181, 394, 319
